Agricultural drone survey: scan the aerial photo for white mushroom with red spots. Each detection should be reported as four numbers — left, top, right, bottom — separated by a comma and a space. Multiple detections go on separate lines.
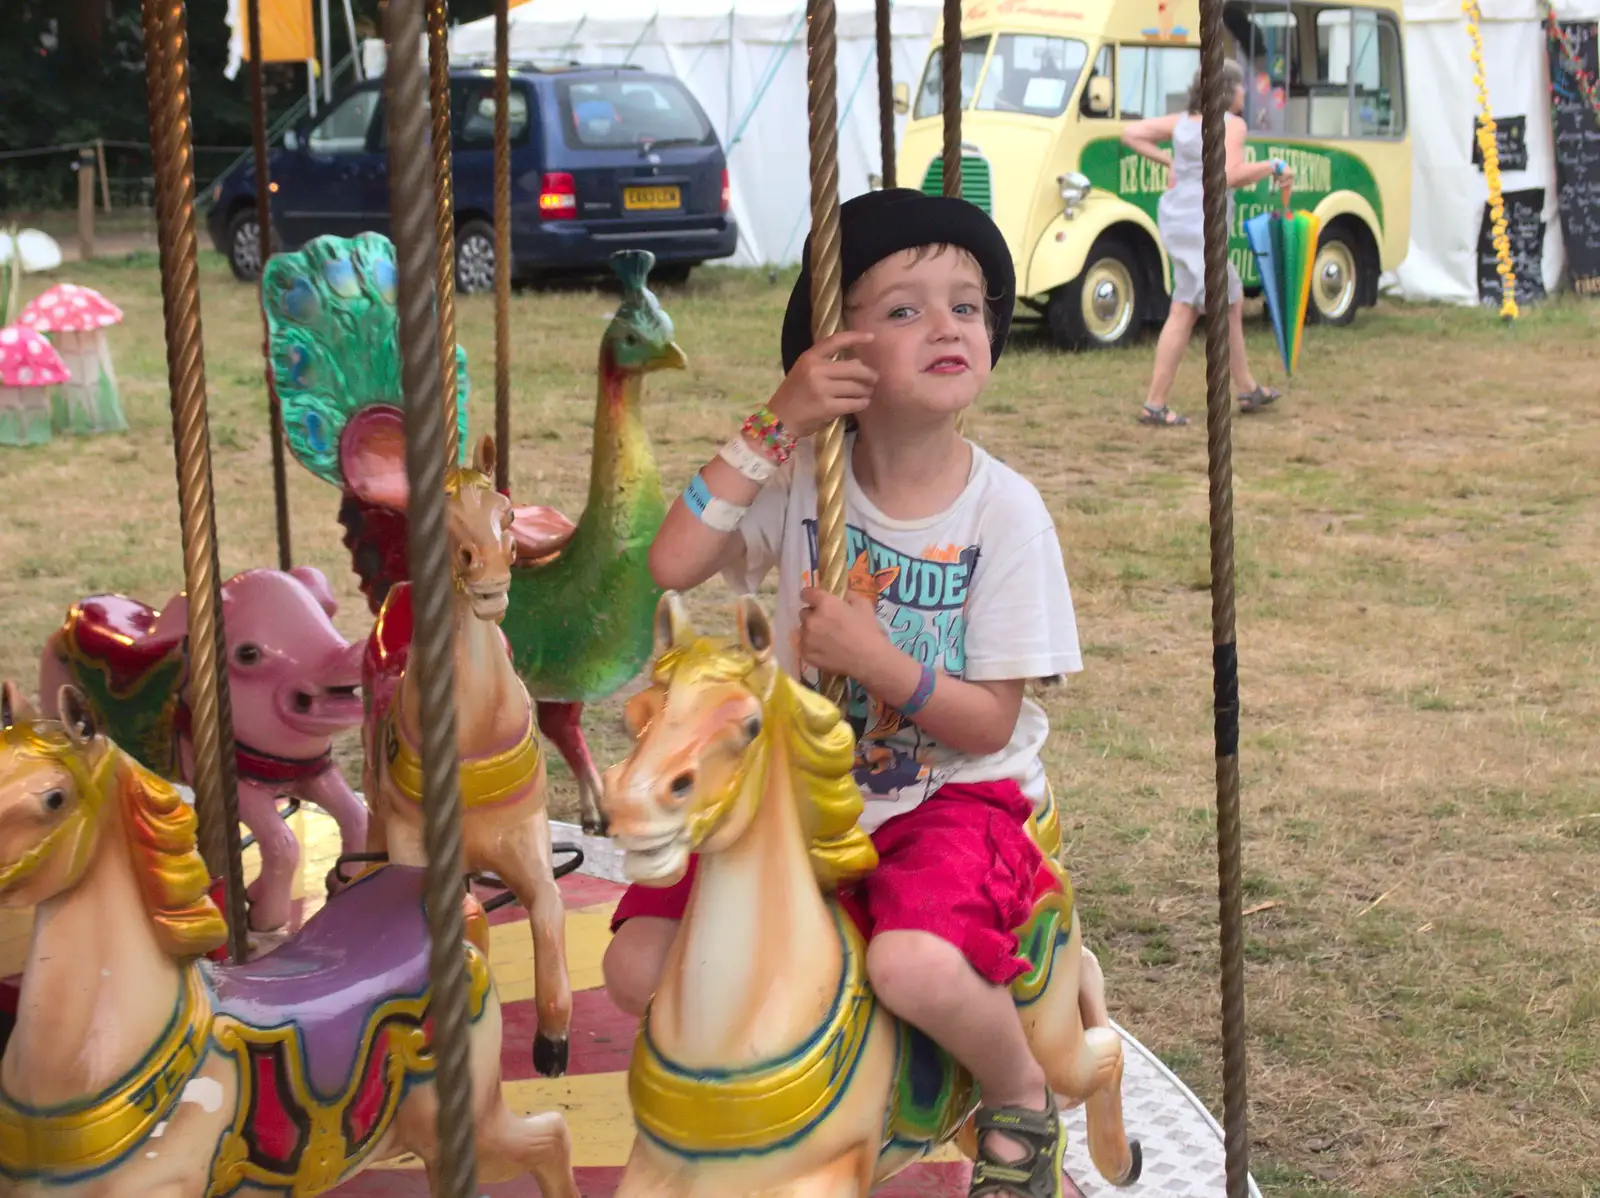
0, 324, 70, 447
17, 283, 128, 436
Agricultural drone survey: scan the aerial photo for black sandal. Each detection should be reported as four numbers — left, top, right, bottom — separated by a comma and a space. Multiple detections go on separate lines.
1138, 403, 1189, 427
968, 1091, 1067, 1198
1238, 386, 1280, 413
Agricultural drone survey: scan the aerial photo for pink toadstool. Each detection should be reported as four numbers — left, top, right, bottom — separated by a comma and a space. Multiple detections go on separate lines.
18, 283, 127, 435
0, 324, 71, 447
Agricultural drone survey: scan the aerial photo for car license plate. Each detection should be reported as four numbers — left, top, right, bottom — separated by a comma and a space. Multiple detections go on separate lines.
624, 186, 681, 211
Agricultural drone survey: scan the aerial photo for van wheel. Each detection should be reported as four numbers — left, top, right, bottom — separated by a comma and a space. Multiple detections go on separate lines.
226, 208, 273, 282
1308, 227, 1363, 326
1047, 241, 1142, 351
456, 220, 497, 295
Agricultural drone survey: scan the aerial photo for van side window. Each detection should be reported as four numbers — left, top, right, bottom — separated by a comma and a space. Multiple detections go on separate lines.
1080, 45, 1114, 118
307, 89, 380, 155
1311, 9, 1406, 137
1223, 2, 1298, 133
452, 83, 532, 151
1117, 44, 1201, 119
913, 37, 990, 119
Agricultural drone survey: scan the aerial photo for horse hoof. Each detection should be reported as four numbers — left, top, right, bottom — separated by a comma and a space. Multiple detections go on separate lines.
1115, 1139, 1142, 1186
581, 814, 608, 837
534, 1033, 569, 1078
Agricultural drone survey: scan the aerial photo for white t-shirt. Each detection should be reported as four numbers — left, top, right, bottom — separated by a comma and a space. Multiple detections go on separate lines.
720, 434, 1083, 832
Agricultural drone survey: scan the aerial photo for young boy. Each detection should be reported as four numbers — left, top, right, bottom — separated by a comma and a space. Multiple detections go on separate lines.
603, 188, 1084, 1197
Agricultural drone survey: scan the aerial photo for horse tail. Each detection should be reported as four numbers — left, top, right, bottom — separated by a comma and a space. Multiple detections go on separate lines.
1076, 944, 1142, 1187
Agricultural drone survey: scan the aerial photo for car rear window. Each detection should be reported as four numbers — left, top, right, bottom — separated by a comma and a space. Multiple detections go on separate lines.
557, 77, 713, 151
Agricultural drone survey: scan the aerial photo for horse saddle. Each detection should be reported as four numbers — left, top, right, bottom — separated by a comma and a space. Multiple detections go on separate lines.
62, 596, 185, 695
205, 864, 438, 1099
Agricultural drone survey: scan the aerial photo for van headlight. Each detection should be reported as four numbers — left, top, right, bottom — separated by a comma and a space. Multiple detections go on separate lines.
1058, 172, 1091, 217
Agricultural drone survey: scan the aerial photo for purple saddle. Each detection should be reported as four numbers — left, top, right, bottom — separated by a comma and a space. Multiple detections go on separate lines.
204, 865, 434, 1098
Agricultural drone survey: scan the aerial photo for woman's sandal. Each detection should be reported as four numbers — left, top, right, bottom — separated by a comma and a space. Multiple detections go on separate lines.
1238, 386, 1280, 413
968, 1091, 1068, 1198
1138, 403, 1189, 427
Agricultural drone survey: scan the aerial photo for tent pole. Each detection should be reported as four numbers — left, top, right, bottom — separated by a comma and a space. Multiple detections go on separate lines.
322, 0, 333, 101
344, 0, 364, 79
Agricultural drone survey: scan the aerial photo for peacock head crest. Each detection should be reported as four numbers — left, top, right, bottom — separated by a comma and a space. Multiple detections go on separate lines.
603, 249, 687, 375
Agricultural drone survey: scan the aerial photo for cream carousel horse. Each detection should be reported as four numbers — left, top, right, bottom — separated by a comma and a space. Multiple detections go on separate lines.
361, 435, 572, 1077
600, 595, 1141, 1197
0, 680, 577, 1198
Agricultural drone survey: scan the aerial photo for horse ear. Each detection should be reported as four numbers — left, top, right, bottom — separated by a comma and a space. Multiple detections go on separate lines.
56, 686, 96, 745
1, 681, 36, 729
735, 595, 774, 661
473, 435, 496, 479
653, 592, 694, 657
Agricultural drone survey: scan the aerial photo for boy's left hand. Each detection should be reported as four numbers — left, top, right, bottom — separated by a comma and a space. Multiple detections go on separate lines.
798, 587, 891, 679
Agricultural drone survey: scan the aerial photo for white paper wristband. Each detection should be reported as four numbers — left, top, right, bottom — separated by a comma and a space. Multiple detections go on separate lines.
718, 434, 777, 483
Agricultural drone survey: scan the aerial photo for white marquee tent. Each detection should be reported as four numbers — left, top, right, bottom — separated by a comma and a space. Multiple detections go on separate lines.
448, 0, 944, 269
1395, 0, 1600, 304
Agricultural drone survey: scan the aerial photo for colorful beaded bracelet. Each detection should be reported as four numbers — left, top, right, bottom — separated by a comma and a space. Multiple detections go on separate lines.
741, 405, 797, 465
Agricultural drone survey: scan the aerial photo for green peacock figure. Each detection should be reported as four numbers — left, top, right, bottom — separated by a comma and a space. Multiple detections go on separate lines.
264, 236, 679, 832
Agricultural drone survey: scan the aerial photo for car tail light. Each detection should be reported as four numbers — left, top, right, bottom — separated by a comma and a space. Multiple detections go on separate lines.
720, 168, 730, 213
539, 172, 577, 220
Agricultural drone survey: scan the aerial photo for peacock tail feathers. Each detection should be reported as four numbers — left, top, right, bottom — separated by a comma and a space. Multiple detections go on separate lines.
263, 232, 469, 488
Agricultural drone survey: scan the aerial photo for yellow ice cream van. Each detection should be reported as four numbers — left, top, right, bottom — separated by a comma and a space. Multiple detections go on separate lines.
896, 0, 1410, 349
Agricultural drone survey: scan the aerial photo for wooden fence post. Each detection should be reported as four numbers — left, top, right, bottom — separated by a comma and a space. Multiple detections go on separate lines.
96, 138, 112, 212
77, 148, 96, 261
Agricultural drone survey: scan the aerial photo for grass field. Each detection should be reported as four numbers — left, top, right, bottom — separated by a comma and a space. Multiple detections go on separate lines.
1, 249, 1597, 1197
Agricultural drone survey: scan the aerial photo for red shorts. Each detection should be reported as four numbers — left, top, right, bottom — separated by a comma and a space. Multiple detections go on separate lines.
608, 779, 1046, 986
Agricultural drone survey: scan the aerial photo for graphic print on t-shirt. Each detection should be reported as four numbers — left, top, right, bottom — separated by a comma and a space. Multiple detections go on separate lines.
800, 519, 981, 801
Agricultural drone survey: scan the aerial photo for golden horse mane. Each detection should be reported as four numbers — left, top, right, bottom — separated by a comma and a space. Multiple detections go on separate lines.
3, 719, 226, 958
652, 636, 878, 891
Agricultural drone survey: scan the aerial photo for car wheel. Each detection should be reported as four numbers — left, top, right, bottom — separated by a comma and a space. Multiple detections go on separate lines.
456, 220, 496, 296
652, 263, 693, 286
1046, 239, 1143, 351
1308, 227, 1364, 326
226, 208, 267, 282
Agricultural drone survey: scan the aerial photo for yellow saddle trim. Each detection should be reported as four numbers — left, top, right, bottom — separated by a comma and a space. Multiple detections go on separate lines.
209, 941, 492, 1197
386, 711, 541, 809
0, 964, 211, 1182
629, 903, 876, 1158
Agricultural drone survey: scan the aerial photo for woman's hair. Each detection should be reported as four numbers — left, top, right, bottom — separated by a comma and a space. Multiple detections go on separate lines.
1186, 59, 1244, 115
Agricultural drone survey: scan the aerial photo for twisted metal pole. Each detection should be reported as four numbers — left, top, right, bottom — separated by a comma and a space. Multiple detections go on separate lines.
940, 0, 961, 197
806, 0, 849, 709
427, 0, 461, 466
874, 0, 896, 189
493, 0, 511, 492
248, 0, 294, 571
385, 0, 479, 1192
141, 0, 249, 964
1197, 0, 1249, 1192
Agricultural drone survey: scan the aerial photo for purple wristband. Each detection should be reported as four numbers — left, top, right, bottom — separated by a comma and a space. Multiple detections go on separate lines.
898, 663, 936, 717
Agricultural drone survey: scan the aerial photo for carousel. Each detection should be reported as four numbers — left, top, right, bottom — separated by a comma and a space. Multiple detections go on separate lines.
0, 0, 1263, 1195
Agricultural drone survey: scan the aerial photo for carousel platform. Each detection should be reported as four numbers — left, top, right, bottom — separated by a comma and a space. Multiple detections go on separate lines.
0, 807, 1260, 1197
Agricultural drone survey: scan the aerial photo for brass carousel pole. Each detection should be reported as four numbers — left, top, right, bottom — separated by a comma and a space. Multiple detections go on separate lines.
1197, 0, 1250, 1191
248, 0, 294, 570
140, 0, 250, 963
427, 0, 461, 465
940, 0, 961, 197
874, 0, 896, 189
493, 0, 511, 493
805, 0, 850, 709
383, 0, 479, 1192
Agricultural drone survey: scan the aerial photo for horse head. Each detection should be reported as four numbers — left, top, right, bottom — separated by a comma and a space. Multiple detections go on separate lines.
601, 594, 876, 891
0, 681, 225, 956
445, 437, 516, 623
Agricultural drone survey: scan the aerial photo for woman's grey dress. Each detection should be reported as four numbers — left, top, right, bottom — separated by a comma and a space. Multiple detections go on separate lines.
1158, 113, 1244, 311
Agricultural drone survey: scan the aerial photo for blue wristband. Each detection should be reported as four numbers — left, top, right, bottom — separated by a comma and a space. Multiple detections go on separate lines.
682, 470, 749, 532
897, 663, 937, 717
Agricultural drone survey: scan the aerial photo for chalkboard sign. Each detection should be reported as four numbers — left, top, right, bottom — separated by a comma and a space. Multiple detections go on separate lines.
1470, 114, 1529, 172
1547, 21, 1600, 291
1477, 188, 1547, 307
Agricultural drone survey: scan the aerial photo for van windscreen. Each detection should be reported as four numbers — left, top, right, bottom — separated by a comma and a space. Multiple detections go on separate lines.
558, 78, 713, 150
975, 36, 1088, 117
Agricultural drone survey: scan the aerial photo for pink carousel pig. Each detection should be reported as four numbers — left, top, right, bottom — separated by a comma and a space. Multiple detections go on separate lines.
38, 566, 368, 933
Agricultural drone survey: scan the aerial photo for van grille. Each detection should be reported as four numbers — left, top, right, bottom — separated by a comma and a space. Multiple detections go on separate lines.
919, 156, 993, 214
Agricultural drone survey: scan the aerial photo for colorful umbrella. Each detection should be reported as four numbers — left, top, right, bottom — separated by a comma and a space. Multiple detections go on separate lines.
1244, 184, 1319, 375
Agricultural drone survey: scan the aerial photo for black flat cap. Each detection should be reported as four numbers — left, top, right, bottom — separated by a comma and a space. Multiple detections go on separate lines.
780, 188, 1015, 374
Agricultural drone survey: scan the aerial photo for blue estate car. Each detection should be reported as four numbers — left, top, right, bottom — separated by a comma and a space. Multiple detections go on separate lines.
205, 62, 738, 288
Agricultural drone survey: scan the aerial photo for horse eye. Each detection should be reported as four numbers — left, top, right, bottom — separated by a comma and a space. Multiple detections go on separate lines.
235, 644, 262, 666
42, 789, 65, 813
744, 716, 762, 741
669, 773, 695, 801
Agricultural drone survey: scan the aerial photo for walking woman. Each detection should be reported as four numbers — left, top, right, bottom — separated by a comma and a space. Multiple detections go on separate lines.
1122, 60, 1292, 427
